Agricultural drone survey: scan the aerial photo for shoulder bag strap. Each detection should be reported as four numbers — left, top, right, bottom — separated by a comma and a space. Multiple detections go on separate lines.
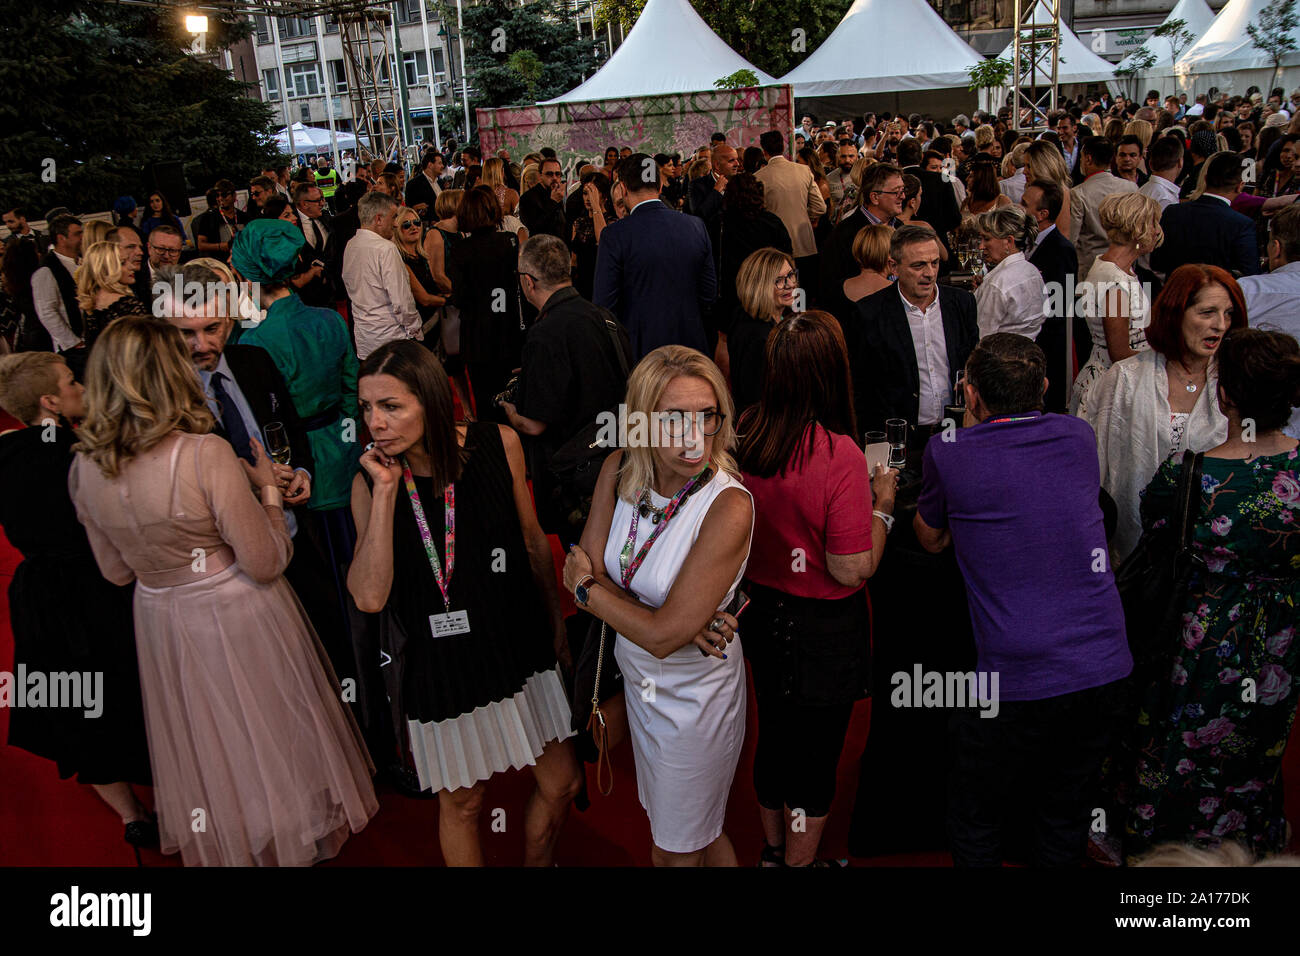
1175, 449, 1205, 553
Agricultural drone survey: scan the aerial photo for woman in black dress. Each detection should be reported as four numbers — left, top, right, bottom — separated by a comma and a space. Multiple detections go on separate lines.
727, 248, 798, 416
716, 174, 792, 376
348, 341, 580, 866
570, 172, 613, 301
446, 186, 525, 419
0, 352, 155, 854
75, 241, 146, 350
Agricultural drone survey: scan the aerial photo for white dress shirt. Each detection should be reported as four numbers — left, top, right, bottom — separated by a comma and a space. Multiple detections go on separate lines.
342, 228, 422, 360
1138, 174, 1180, 211
974, 251, 1047, 339
31, 250, 82, 351
301, 214, 330, 255
899, 285, 950, 426
999, 169, 1027, 205
1238, 260, 1300, 436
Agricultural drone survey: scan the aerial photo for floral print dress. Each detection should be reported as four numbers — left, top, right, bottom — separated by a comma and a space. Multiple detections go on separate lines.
1120, 448, 1300, 858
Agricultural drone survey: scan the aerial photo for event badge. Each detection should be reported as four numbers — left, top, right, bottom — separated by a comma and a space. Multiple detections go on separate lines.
430, 610, 470, 638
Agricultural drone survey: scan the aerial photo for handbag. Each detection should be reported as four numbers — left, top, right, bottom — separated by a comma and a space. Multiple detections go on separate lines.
567, 613, 622, 796
1114, 449, 1204, 675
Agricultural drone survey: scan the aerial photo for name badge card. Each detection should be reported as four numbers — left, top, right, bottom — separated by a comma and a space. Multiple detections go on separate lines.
430, 610, 471, 638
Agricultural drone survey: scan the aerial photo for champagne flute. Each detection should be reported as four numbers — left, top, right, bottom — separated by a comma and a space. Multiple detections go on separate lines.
263, 422, 291, 466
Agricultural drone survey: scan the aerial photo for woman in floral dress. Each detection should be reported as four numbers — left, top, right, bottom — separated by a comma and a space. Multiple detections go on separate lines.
1121, 329, 1300, 859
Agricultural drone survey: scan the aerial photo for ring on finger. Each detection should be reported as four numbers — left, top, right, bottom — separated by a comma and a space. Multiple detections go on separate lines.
709, 616, 725, 633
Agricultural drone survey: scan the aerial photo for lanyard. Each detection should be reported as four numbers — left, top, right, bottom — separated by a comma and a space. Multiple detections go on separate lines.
986, 414, 1039, 425
619, 468, 708, 589
402, 460, 455, 612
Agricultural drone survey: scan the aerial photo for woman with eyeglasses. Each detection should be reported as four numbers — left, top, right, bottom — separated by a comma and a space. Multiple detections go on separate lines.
727, 248, 800, 416
562, 346, 754, 866
391, 208, 447, 331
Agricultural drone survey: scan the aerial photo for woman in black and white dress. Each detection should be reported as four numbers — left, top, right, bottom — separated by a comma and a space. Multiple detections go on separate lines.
563, 345, 754, 866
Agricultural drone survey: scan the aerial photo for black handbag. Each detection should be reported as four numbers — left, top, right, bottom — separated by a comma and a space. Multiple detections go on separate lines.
1115, 450, 1204, 675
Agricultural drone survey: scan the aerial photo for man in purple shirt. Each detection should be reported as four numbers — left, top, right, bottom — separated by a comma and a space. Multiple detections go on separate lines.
914, 333, 1132, 867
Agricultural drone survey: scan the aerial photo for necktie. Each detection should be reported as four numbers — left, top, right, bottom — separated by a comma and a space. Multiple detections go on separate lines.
211, 371, 254, 463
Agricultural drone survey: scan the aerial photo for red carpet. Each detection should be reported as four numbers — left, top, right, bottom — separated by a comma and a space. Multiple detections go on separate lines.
0, 513, 1295, 866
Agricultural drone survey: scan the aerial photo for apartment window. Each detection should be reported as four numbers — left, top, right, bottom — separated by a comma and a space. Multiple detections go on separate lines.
431, 47, 446, 77
281, 42, 318, 65
263, 67, 281, 100
253, 15, 270, 44
286, 63, 322, 98
396, 0, 422, 24
403, 51, 429, 86
328, 59, 348, 94
300, 103, 311, 124
323, 16, 340, 35
276, 16, 315, 40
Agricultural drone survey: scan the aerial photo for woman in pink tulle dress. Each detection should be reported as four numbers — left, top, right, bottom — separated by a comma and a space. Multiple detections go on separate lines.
69, 316, 378, 866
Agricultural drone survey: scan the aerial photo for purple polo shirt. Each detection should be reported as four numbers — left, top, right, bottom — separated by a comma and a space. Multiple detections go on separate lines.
917, 411, 1132, 701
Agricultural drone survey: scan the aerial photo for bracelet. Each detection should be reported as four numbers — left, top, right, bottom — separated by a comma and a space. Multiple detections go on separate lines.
873, 510, 895, 533
261, 485, 284, 507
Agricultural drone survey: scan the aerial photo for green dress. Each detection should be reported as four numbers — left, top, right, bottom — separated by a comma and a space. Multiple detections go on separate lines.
239, 294, 360, 511
1121, 447, 1300, 858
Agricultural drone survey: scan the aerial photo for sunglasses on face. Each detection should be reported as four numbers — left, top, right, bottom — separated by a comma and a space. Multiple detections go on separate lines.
399, 220, 420, 229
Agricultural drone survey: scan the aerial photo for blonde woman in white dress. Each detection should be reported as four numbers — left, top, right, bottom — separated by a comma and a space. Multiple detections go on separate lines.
562, 345, 754, 867
1071, 192, 1164, 423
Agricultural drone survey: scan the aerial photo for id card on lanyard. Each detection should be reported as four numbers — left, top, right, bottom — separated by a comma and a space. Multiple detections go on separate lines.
402, 460, 469, 638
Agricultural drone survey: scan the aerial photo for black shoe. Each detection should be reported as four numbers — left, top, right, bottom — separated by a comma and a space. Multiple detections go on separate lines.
124, 814, 160, 851
760, 842, 785, 867
785, 856, 849, 868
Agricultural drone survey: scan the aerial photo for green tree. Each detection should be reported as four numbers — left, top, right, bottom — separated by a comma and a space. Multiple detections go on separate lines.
448, 0, 603, 113
0, 0, 280, 215
1247, 0, 1300, 98
715, 69, 760, 90
1152, 17, 1196, 66
1115, 49, 1157, 102
967, 56, 1013, 100
595, 0, 851, 78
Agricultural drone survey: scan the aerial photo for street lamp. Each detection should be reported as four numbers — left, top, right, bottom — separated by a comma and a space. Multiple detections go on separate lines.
185, 14, 208, 33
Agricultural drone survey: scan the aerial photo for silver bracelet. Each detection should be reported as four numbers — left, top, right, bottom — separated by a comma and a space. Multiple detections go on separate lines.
873, 510, 895, 533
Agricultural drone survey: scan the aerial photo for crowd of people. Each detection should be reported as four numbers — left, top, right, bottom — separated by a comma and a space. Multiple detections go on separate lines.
1, 82, 1299, 869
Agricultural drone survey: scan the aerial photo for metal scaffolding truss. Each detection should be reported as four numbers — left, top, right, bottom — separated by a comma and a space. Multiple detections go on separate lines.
1011, 0, 1060, 133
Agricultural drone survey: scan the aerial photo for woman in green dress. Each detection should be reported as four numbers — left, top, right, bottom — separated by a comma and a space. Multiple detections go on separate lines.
1122, 328, 1300, 859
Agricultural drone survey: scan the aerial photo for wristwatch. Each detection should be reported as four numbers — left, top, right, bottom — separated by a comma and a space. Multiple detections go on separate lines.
574, 574, 595, 607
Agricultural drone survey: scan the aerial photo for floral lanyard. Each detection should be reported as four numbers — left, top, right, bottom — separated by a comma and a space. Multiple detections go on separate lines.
618, 467, 709, 589
402, 459, 455, 613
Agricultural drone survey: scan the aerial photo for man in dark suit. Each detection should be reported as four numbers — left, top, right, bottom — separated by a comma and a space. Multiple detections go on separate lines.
1023, 179, 1085, 413
594, 153, 716, 357
820, 162, 905, 306
1152, 152, 1260, 278
288, 180, 336, 308
519, 158, 568, 243
404, 150, 444, 221
847, 224, 979, 441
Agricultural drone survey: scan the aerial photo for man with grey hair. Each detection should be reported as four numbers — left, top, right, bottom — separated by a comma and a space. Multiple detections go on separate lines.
342, 191, 421, 359
952, 114, 971, 137
503, 234, 632, 541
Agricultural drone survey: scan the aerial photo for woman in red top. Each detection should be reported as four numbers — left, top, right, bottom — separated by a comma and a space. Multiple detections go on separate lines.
738, 310, 897, 867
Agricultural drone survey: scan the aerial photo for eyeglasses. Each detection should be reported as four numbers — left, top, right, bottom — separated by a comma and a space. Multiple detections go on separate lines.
515, 270, 538, 283
774, 270, 799, 289
658, 410, 726, 437
149, 244, 181, 258
873, 187, 907, 198
299, 196, 323, 205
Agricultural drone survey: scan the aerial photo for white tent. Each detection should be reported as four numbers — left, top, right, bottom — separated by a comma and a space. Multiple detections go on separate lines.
1175, 0, 1300, 96
994, 1, 1118, 86
543, 0, 776, 104
1115, 0, 1216, 95
272, 123, 365, 154
779, 0, 985, 96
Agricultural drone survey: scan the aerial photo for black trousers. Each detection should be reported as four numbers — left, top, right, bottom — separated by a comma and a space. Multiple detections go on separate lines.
1036, 317, 1093, 415
946, 677, 1128, 867
753, 691, 854, 818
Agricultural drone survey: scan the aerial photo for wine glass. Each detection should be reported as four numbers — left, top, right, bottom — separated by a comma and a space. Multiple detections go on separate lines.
263, 422, 291, 466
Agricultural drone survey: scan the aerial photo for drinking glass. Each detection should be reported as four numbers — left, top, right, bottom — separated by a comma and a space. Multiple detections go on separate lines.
885, 418, 908, 469
263, 422, 291, 465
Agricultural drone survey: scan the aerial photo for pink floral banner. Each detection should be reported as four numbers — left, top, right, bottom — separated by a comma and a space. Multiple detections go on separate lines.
477, 85, 794, 170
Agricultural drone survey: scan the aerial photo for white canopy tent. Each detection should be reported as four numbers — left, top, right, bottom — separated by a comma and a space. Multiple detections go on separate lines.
994, 1, 1118, 87
1175, 0, 1300, 97
542, 0, 776, 103
778, 0, 986, 96
1115, 0, 1216, 96
272, 123, 366, 154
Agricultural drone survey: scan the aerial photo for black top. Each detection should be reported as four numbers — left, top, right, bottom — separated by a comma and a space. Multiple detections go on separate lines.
727, 308, 776, 416
84, 294, 147, 349
518, 183, 567, 244
401, 250, 440, 322
192, 207, 252, 248
446, 229, 523, 365
716, 210, 791, 326
379, 422, 557, 723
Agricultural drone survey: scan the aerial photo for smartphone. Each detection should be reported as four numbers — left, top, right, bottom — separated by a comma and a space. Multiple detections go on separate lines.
725, 588, 750, 619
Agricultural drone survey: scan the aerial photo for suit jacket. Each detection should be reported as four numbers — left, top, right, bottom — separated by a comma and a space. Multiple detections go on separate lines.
295, 213, 337, 307
1150, 195, 1260, 278
220, 343, 315, 478
688, 174, 723, 223
518, 183, 567, 244
323, 208, 359, 299
1070, 171, 1137, 279
755, 155, 825, 258
846, 284, 979, 435
1028, 226, 1079, 296
404, 171, 441, 219
593, 199, 715, 358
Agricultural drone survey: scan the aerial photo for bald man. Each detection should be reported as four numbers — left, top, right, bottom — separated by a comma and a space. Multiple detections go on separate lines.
688, 144, 739, 223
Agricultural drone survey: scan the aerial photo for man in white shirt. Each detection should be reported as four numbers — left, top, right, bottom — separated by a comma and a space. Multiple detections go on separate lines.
1185, 94, 1206, 117
31, 214, 87, 375
1137, 136, 1183, 212
1238, 204, 1300, 338
342, 191, 422, 360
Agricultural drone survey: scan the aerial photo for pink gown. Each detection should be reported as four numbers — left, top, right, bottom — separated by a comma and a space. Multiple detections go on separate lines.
69, 431, 377, 866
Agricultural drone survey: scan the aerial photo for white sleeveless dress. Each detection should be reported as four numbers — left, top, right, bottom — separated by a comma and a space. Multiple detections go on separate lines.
1070, 257, 1150, 423
601, 470, 752, 854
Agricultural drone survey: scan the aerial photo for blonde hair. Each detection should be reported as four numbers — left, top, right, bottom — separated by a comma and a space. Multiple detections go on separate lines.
82, 219, 113, 247
1132, 841, 1300, 868
616, 346, 739, 504
848, 156, 877, 190
1025, 140, 1071, 190
1124, 119, 1154, 153
482, 157, 506, 188
75, 241, 130, 311
1002, 142, 1029, 178
736, 247, 794, 321
974, 125, 995, 149
391, 207, 430, 263
520, 163, 540, 195
977, 203, 1037, 249
0, 352, 66, 424
73, 315, 215, 479
851, 224, 892, 272
434, 188, 463, 221
1100, 191, 1164, 250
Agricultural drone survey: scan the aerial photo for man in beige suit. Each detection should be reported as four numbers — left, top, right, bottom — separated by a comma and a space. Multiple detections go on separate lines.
755, 129, 826, 295
1069, 138, 1137, 280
